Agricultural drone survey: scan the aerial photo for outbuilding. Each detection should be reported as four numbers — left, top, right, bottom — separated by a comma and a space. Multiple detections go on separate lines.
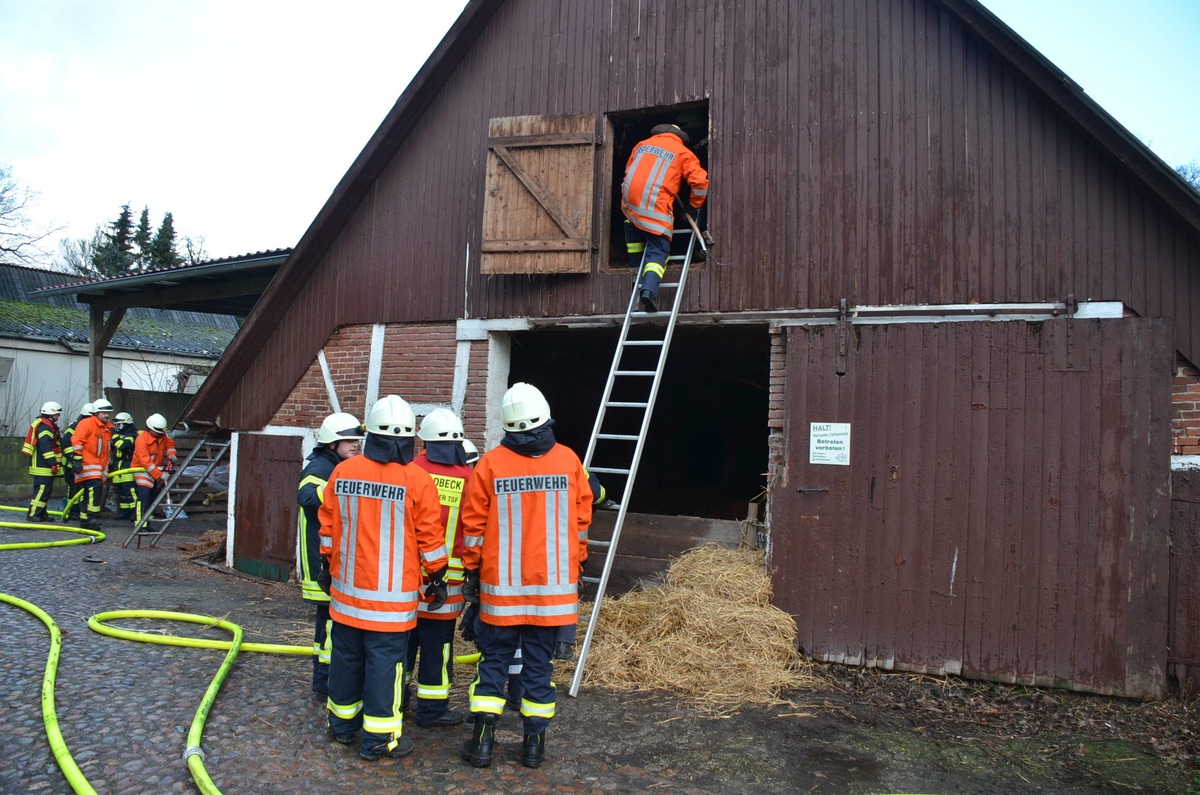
182, 0, 1200, 698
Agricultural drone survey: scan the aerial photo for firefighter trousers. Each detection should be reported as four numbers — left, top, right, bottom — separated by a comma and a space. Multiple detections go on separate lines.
405, 616, 456, 722
327, 622, 409, 749
470, 623, 557, 735
28, 475, 55, 519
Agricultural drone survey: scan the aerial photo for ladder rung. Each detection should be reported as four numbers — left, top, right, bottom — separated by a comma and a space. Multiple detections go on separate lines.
659, 281, 680, 288
580, 575, 602, 584
597, 433, 639, 441
622, 340, 664, 347
588, 466, 630, 475
614, 370, 655, 377
586, 539, 611, 549
605, 401, 648, 408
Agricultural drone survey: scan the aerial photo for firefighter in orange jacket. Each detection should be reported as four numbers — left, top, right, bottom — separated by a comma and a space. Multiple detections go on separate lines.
71, 398, 114, 530
318, 394, 449, 762
22, 401, 64, 522
131, 413, 178, 524
406, 408, 472, 729
620, 123, 708, 313
459, 382, 592, 770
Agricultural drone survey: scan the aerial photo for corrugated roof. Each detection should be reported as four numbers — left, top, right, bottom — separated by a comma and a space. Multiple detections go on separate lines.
35, 248, 291, 293
0, 263, 240, 357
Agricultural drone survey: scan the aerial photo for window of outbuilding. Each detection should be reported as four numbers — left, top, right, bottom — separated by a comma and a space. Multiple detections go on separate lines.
603, 101, 710, 270
508, 322, 766, 521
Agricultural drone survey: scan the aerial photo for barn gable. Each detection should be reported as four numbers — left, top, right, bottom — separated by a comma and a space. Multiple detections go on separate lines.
186, 0, 1200, 696
185, 0, 1200, 431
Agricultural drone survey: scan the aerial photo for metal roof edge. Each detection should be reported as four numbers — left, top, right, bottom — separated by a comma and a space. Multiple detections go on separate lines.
31, 252, 290, 298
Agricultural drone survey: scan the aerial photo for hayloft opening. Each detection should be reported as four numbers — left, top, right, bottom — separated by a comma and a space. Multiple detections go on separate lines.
508, 324, 767, 520
605, 101, 710, 269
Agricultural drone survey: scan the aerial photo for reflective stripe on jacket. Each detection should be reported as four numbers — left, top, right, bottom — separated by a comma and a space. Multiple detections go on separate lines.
412, 452, 472, 620
620, 132, 709, 237
23, 417, 62, 477
318, 454, 449, 633
110, 428, 138, 483
72, 416, 113, 482
131, 431, 177, 488
460, 443, 592, 627
297, 446, 340, 604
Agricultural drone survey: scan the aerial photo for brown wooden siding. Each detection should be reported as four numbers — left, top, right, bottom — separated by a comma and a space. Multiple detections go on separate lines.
1170, 471, 1200, 694
205, 0, 1200, 431
232, 434, 303, 582
771, 317, 1172, 697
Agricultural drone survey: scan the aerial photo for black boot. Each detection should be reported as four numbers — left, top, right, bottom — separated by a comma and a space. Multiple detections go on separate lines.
461, 714, 496, 768
521, 732, 545, 769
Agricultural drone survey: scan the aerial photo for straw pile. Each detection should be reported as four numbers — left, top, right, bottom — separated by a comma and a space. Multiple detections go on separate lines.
568, 544, 826, 711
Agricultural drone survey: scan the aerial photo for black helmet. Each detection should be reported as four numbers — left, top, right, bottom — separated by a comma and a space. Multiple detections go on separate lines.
650, 123, 689, 146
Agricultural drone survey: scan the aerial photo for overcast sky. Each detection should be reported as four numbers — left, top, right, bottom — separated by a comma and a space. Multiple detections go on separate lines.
1, 1, 1197, 266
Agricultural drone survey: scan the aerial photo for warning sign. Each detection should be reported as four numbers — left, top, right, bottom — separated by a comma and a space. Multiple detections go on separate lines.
809, 422, 851, 466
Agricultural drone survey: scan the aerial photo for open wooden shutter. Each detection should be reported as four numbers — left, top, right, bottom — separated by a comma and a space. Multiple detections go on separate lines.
481, 113, 596, 274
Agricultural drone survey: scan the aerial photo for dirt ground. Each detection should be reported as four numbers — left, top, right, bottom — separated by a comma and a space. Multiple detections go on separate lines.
3, 513, 1198, 794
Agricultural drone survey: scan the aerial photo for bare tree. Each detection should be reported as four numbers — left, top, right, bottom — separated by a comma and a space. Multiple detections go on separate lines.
1178, 161, 1200, 193
0, 163, 62, 266
56, 224, 107, 274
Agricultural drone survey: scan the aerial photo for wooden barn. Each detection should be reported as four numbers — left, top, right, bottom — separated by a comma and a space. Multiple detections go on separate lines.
181, 0, 1200, 698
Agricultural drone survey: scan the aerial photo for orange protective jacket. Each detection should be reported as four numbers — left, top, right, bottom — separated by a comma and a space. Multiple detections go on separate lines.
620, 131, 709, 237
318, 454, 449, 633
460, 443, 592, 627
72, 415, 113, 483
412, 452, 472, 620
131, 431, 178, 488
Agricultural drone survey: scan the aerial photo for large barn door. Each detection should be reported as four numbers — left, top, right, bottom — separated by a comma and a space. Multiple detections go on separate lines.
232, 433, 303, 582
481, 113, 596, 275
771, 318, 1172, 698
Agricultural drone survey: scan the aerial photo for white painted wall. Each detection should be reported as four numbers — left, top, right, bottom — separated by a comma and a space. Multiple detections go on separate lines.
0, 339, 215, 435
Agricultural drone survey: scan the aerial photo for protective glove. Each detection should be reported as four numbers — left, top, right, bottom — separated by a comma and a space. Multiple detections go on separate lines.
424, 566, 449, 612
317, 559, 332, 595
462, 568, 480, 605
51, 464, 60, 475
460, 602, 481, 644
72, 459, 82, 474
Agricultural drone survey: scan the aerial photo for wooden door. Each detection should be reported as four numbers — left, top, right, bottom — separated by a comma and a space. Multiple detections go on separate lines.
771, 318, 1172, 697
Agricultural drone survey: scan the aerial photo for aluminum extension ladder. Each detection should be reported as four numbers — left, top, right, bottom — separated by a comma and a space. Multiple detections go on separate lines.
569, 217, 706, 697
123, 436, 230, 548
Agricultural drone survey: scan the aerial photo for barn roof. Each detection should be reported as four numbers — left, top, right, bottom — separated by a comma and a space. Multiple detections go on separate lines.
181, 0, 1200, 428
0, 262, 242, 357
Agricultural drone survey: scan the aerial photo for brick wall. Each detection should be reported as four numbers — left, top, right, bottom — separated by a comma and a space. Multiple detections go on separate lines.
1173, 354, 1200, 456
271, 323, 477, 434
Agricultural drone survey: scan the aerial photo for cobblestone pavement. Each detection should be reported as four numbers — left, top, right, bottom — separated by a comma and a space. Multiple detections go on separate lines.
3, 514, 1193, 794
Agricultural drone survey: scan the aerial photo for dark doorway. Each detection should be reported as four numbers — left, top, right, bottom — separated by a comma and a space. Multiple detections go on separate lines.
606, 101, 710, 268
508, 324, 768, 520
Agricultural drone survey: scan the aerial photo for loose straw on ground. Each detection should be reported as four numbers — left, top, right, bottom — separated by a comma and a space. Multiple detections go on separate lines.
561, 544, 827, 711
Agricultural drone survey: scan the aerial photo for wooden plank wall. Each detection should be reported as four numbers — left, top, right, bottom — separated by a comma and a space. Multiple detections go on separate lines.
1169, 471, 1200, 694
771, 317, 1173, 697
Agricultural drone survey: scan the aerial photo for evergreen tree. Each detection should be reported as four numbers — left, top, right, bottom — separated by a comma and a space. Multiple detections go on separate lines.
133, 206, 153, 270
90, 203, 136, 277
149, 212, 183, 269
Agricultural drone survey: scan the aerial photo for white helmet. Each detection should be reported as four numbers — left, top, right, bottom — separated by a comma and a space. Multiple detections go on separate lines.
501, 382, 551, 431
80, 403, 95, 417
317, 412, 365, 444
114, 412, 134, 424
92, 398, 114, 413
462, 438, 480, 465
418, 408, 464, 442
146, 413, 169, 433
365, 395, 416, 438
41, 401, 63, 415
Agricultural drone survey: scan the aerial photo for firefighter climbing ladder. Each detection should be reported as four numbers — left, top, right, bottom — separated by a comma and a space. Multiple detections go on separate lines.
569, 216, 706, 697
123, 436, 230, 549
